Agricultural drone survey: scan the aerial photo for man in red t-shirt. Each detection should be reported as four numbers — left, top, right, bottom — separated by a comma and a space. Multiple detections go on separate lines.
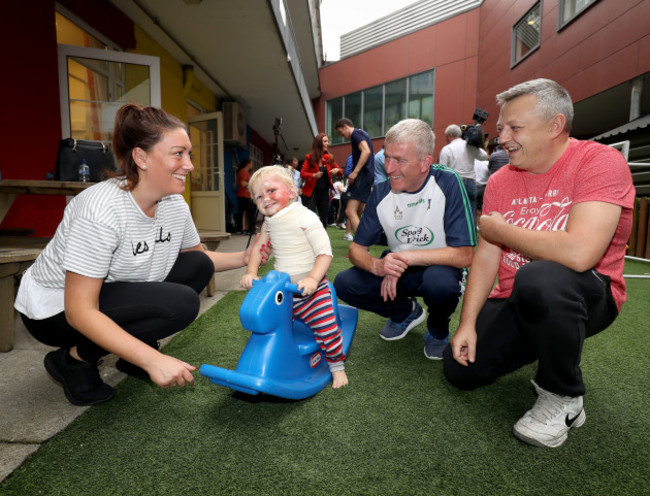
444, 79, 635, 448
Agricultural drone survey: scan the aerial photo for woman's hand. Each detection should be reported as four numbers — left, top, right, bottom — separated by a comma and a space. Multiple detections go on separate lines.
243, 234, 272, 266
146, 353, 196, 388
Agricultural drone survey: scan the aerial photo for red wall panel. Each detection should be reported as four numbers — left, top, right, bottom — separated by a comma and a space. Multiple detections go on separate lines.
0, 2, 67, 236
0, 1, 136, 236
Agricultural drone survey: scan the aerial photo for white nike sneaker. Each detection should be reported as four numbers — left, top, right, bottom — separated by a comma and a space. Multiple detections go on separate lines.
513, 380, 586, 448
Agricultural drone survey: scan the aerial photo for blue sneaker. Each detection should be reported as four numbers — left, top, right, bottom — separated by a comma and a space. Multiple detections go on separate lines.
423, 332, 449, 360
380, 298, 427, 341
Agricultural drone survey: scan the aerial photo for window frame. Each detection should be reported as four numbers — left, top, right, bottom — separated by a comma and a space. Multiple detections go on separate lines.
57, 44, 161, 140
557, 0, 599, 30
511, 2, 542, 68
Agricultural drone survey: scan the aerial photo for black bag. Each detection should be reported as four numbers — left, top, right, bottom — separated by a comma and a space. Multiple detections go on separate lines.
55, 138, 116, 182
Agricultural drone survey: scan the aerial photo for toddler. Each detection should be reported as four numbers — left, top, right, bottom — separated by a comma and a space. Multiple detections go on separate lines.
241, 166, 348, 388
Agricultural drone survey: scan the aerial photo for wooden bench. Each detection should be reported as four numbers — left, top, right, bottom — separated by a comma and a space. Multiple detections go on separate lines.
198, 231, 231, 297
0, 247, 41, 352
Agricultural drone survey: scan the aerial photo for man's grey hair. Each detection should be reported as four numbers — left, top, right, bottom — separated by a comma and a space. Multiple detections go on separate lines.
445, 124, 462, 138
385, 119, 435, 158
496, 78, 574, 133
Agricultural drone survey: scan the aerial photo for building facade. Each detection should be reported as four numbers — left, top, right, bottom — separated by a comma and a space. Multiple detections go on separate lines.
1, 0, 323, 236
317, 0, 650, 193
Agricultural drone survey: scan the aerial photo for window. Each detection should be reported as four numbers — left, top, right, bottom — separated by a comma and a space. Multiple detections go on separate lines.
345, 93, 362, 138
512, 2, 541, 66
363, 86, 383, 139
58, 45, 161, 142
408, 71, 435, 125
384, 79, 407, 132
326, 69, 435, 141
558, 0, 598, 29
56, 11, 160, 143
327, 97, 343, 144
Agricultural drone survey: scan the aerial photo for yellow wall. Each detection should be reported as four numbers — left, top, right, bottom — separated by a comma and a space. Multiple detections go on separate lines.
128, 26, 216, 203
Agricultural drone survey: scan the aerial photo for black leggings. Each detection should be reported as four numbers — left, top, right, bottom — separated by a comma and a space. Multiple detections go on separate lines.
21, 251, 214, 363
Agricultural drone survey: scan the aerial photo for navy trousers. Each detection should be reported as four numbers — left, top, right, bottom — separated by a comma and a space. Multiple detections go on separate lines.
443, 260, 618, 397
334, 262, 464, 339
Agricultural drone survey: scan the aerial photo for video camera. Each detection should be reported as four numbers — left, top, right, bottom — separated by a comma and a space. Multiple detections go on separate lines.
462, 107, 489, 147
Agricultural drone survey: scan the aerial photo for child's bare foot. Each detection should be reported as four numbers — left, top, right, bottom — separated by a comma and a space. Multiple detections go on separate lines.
331, 370, 349, 389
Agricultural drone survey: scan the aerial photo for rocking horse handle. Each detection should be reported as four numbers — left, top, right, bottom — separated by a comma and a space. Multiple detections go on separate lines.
250, 277, 301, 295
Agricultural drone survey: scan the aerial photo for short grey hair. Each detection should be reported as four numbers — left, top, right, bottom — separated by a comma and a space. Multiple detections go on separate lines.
445, 124, 462, 138
385, 119, 435, 159
496, 78, 574, 133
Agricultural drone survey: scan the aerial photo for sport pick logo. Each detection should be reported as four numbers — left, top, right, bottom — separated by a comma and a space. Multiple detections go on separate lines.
394, 225, 433, 246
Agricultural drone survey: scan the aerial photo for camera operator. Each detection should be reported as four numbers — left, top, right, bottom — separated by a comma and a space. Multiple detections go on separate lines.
439, 112, 488, 219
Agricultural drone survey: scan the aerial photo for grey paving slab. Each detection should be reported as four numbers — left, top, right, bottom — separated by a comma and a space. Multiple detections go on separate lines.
0, 443, 40, 482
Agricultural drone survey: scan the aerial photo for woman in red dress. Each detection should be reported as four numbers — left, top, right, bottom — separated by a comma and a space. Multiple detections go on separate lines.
300, 133, 343, 227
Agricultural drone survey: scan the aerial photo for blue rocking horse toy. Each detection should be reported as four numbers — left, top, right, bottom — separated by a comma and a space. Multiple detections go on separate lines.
200, 270, 358, 400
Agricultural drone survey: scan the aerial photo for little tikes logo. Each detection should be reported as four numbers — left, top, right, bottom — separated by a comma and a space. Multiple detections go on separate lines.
310, 353, 321, 368
395, 225, 433, 245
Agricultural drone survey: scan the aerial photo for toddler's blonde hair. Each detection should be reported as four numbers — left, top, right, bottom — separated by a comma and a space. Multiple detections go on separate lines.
248, 165, 297, 200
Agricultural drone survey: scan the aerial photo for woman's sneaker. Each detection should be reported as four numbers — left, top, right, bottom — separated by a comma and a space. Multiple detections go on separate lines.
380, 298, 426, 341
513, 380, 585, 448
44, 348, 114, 406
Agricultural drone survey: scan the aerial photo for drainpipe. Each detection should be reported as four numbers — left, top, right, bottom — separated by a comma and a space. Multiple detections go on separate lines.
630, 77, 643, 121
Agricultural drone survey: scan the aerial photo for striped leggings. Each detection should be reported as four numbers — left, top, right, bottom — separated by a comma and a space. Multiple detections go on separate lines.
293, 278, 345, 371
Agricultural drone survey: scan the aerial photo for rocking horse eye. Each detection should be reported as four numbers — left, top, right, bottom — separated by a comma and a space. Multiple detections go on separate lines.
275, 290, 284, 305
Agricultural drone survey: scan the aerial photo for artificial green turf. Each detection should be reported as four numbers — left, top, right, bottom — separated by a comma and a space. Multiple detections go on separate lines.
2, 229, 649, 495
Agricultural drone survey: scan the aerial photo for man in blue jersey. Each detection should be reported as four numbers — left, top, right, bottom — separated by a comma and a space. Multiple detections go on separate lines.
335, 118, 375, 239
334, 119, 476, 359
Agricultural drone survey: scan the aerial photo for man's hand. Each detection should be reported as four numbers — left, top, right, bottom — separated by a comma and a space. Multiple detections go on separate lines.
379, 252, 409, 278
348, 171, 357, 184
450, 323, 477, 367
478, 212, 507, 245
380, 274, 399, 301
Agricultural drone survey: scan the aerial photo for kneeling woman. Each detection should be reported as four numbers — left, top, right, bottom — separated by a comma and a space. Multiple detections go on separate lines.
15, 104, 266, 406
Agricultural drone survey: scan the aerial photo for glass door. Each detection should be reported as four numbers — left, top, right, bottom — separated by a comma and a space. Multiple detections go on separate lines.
188, 112, 226, 232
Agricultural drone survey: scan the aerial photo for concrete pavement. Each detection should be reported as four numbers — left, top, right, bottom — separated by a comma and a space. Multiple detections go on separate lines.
0, 234, 251, 482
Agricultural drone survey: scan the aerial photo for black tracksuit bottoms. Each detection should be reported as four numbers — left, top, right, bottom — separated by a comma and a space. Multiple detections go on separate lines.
443, 260, 619, 397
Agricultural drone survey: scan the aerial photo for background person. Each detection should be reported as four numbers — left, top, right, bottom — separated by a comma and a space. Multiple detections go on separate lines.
15, 104, 268, 406
300, 133, 343, 228
439, 124, 488, 218
335, 118, 374, 238
236, 158, 257, 234
445, 78, 635, 448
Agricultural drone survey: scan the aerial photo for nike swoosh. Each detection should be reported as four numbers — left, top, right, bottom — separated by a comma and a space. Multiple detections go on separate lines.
565, 411, 582, 427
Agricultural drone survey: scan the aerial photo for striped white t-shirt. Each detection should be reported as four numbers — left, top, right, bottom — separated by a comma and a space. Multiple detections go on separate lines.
15, 178, 201, 319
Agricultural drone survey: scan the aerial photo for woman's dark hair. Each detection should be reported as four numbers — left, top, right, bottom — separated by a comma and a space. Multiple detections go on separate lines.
112, 103, 186, 190
308, 133, 335, 167
237, 158, 252, 171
